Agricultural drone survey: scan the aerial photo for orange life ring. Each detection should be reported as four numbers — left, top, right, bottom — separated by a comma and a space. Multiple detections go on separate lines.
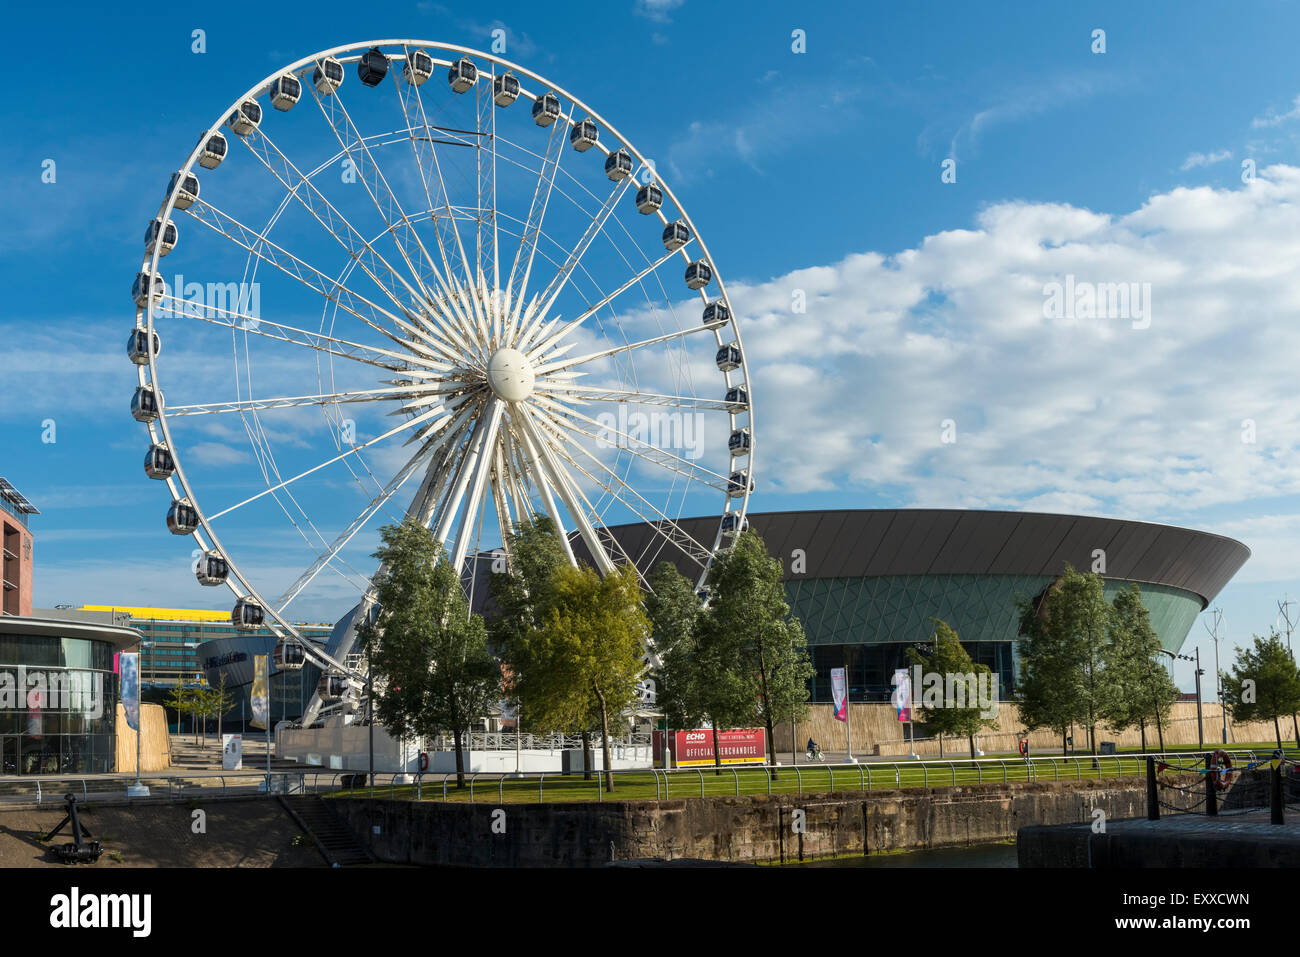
1018, 738, 1028, 757
418, 751, 429, 773
1211, 749, 1233, 790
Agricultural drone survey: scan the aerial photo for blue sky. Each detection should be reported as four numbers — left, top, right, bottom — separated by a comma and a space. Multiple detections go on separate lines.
5, 0, 1300, 691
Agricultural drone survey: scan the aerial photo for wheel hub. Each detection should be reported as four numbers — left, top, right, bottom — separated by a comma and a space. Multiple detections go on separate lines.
485, 347, 535, 403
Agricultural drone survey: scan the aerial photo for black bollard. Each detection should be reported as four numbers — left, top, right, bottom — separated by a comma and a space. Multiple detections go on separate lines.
1205, 753, 1217, 817
1146, 757, 1159, 821
1272, 760, 1285, 825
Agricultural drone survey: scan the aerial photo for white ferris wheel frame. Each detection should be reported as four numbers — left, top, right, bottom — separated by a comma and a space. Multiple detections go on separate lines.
133, 39, 756, 698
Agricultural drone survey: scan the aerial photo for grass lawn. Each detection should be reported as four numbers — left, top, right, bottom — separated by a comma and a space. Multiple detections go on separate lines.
323, 746, 1298, 805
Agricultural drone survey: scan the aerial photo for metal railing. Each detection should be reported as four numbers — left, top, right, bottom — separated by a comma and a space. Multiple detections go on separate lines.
1145, 750, 1300, 824
4, 748, 1293, 807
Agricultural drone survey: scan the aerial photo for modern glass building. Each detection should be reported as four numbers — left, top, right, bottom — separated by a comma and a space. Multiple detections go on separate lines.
77, 606, 333, 689
0, 615, 139, 775
578, 509, 1251, 705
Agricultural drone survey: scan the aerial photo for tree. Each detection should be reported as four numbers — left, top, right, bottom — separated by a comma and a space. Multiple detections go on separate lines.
646, 561, 705, 766
1101, 585, 1179, 751
704, 531, 812, 778
1222, 632, 1300, 749
163, 684, 193, 738
356, 521, 502, 788
513, 562, 648, 791
1017, 565, 1111, 755
906, 619, 999, 761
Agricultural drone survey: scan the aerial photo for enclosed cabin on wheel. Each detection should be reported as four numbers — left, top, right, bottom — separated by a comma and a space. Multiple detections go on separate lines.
166, 499, 199, 535
274, 640, 307, 671
635, 183, 663, 215
604, 149, 633, 181
724, 385, 749, 412
702, 300, 730, 328
569, 118, 598, 152
662, 220, 690, 251
197, 131, 227, 169
143, 218, 177, 257
127, 327, 161, 365
143, 443, 175, 480
727, 469, 754, 498
317, 674, 352, 702
226, 99, 262, 137
130, 386, 160, 422
231, 599, 265, 631
715, 343, 742, 372
270, 74, 302, 111
195, 549, 228, 586
313, 56, 344, 95
448, 57, 477, 93
165, 171, 199, 212
721, 513, 749, 536
728, 427, 751, 456
493, 71, 519, 106
684, 260, 712, 290
531, 92, 561, 126
132, 269, 165, 309
403, 48, 433, 86
358, 48, 388, 87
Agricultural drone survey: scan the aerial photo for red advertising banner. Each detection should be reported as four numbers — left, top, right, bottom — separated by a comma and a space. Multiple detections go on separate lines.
653, 728, 767, 768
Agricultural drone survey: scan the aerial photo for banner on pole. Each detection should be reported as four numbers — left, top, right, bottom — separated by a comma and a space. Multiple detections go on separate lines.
892, 668, 912, 723
250, 654, 269, 730
120, 652, 140, 733
830, 667, 848, 722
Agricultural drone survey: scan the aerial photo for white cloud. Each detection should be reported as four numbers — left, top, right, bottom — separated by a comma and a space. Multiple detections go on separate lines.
1251, 93, 1300, 128
634, 0, 685, 23
1180, 149, 1232, 171
726, 165, 1300, 582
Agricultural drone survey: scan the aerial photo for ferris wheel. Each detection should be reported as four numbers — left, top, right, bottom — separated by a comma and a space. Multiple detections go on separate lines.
129, 41, 755, 721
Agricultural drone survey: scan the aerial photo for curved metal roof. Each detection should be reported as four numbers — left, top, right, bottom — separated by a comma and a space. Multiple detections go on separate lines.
574, 509, 1251, 609
0, 615, 142, 652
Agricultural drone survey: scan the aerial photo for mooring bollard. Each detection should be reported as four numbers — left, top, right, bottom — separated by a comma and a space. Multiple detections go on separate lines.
1271, 754, 1285, 826
1146, 756, 1159, 821
1204, 752, 1217, 817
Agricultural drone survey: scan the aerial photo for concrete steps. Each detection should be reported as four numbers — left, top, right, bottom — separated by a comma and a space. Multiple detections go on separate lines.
280, 795, 373, 867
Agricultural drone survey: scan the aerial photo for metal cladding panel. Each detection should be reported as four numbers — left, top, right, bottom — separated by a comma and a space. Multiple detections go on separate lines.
928, 510, 1002, 573
1139, 527, 1202, 591
828, 510, 897, 577
1040, 516, 1118, 576
1095, 522, 1160, 581
863, 511, 935, 575
983, 513, 1074, 575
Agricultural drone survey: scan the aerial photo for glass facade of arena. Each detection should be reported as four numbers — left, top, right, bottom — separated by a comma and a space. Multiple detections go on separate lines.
0, 632, 118, 775
788, 574, 1205, 703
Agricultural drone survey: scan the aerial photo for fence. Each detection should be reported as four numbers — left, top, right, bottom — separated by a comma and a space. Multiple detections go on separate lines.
1145, 750, 1300, 824
3, 748, 1295, 808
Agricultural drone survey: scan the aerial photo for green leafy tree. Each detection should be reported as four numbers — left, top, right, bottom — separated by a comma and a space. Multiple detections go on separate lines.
906, 619, 999, 761
515, 562, 648, 791
1101, 585, 1179, 751
646, 561, 704, 724
646, 561, 706, 767
1017, 565, 1111, 755
356, 521, 502, 788
704, 531, 812, 778
1222, 632, 1300, 749
162, 686, 192, 738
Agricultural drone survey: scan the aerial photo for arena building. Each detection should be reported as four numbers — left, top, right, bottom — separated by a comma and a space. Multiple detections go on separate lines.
581, 509, 1250, 705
